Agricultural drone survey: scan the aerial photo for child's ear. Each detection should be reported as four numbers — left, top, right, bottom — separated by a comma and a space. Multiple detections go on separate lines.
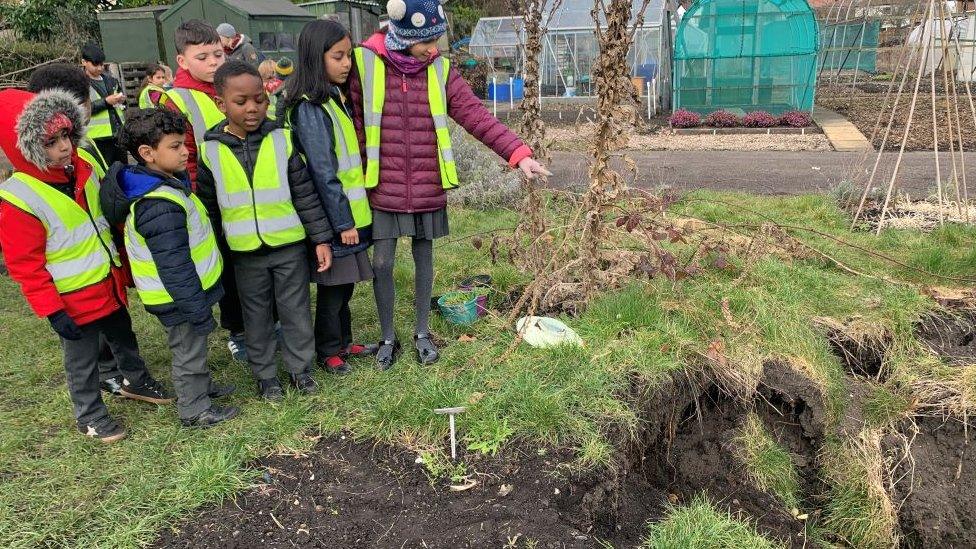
137, 144, 154, 164
215, 96, 227, 114
176, 54, 188, 71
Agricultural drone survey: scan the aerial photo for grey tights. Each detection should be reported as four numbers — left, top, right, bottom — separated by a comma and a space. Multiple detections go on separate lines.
372, 237, 434, 342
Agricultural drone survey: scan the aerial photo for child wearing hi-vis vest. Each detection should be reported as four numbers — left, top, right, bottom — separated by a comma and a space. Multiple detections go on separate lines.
349, 0, 551, 369
162, 19, 251, 366
281, 19, 376, 375
196, 61, 334, 401
100, 108, 239, 428
0, 89, 173, 443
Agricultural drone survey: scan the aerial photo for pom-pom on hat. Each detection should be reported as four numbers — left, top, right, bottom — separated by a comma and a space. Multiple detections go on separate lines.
385, 0, 448, 50
275, 57, 293, 77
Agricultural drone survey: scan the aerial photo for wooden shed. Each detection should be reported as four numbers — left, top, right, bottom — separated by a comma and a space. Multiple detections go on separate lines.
98, 0, 315, 70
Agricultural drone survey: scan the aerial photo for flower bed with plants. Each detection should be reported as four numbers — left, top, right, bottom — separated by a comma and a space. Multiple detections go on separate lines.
668, 109, 815, 131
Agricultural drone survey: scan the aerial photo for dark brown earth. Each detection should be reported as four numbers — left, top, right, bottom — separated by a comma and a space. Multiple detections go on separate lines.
915, 309, 976, 366
818, 87, 976, 153
885, 416, 976, 549
154, 440, 593, 549
154, 362, 827, 549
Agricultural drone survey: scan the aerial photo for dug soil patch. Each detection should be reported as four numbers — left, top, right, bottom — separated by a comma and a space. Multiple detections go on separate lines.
885, 416, 976, 548
564, 361, 826, 548
915, 309, 976, 365
154, 439, 591, 549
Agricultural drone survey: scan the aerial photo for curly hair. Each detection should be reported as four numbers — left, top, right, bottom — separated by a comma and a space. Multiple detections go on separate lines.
118, 108, 186, 164
214, 60, 261, 95
27, 63, 90, 105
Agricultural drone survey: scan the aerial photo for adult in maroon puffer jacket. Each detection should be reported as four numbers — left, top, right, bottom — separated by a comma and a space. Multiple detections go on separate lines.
349, 2, 550, 369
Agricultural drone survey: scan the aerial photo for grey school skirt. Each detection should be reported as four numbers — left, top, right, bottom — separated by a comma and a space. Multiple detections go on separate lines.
371, 208, 450, 241
309, 249, 374, 286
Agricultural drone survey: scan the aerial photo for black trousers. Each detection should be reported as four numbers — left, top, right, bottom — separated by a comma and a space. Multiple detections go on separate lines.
315, 283, 355, 358
218, 251, 246, 334
61, 309, 150, 426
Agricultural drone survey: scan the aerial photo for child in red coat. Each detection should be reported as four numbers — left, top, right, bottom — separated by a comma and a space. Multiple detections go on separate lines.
0, 89, 173, 442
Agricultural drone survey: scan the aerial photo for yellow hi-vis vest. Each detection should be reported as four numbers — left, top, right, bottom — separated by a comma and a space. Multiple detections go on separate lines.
87, 83, 125, 140
163, 88, 225, 148
124, 185, 223, 305
353, 47, 458, 189
0, 171, 120, 293
199, 128, 305, 252
77, 143, 109, 179
318, 97, 371, 229
138, 84, 168, 109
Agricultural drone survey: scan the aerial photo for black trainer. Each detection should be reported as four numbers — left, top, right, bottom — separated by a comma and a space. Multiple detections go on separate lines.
375, 339, 402, 371
181, 405, 240, 429
289, 372, 318, 394
208, 383, 236, 399
257, 378, 285, 401
414, 334, 440, 365
78, 416, 126, 443
100, 375, 125, 396
120, 377, 175, 405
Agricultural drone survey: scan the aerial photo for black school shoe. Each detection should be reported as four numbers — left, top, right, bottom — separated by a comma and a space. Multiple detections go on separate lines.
257, 377, 285, 401
414, 334, 440, 365
181, 405, 240, 429
375, 339, 402, 371
100, 375, 125, 396
119, 377, 175, 405
78, 416, 127, 443
289, 372, 319, 394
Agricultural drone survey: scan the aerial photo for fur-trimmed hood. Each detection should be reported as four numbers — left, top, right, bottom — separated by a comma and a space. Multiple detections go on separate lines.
0, 88, 88, 182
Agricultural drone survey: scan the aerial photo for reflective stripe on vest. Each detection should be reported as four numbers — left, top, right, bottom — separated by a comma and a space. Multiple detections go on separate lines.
77, 144, 108, 180
164, 88, 225, 148
199, 128, 305, 252
124, 186, 223, 305
87, 84, 125, 140
0, 171, 119, 293
353, 48, 459, 189
320, 98, 372, 229
138, 84, 167, 109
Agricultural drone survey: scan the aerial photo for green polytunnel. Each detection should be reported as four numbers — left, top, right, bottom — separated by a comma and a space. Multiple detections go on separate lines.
672, 0, 820, 115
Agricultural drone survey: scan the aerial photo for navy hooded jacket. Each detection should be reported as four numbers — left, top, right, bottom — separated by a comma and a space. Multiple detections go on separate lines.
100, 162, 224, 328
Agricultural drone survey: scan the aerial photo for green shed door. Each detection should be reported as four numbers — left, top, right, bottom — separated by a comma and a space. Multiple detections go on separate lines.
99, 13, 162, 64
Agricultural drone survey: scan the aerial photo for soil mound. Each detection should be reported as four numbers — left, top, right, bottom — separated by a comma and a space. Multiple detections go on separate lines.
885, 416, 976, 548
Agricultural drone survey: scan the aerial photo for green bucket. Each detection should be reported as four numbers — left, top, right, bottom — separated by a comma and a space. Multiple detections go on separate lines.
437, 291, 480, 325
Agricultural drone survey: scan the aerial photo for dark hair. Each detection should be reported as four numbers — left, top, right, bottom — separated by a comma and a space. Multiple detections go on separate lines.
214, 60, 262, 94
281, 19, 351, 111
81, 42, 106, 64
140, 62, 166, 91
28, 63, 90, 104
119, 109, 186, 164
175, 19, 220, 54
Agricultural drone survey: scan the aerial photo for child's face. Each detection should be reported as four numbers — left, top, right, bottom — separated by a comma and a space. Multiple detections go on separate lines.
149, 70, 167, 86
217, 73, 268, 133
139, 133, 188, 175
324, 37, 353, 85
43, 130, 73, 168
82, 60, 103, 78
407, 39, 438, 62
177, 43, 225, 83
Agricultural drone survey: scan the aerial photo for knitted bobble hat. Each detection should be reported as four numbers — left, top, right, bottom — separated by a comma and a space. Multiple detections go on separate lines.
385, 0, 447, 51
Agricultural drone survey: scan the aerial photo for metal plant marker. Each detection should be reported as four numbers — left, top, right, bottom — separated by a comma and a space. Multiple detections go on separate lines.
433, 406, 467, 460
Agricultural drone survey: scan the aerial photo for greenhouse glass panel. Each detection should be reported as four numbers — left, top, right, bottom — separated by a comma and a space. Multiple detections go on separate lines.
820, 18, 880, 73
673, 0, 819, 114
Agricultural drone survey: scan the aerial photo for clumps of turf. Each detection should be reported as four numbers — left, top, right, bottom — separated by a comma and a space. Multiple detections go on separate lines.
641, 495, 782, 549
734, 413, 802, 509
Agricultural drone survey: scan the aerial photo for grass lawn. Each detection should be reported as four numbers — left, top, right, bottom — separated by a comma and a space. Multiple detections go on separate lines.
1, 191, 974, 547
